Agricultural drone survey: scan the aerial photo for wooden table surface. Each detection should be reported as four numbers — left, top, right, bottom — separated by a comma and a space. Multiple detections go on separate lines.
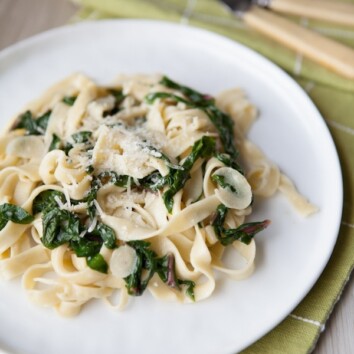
0, 0, 353, 353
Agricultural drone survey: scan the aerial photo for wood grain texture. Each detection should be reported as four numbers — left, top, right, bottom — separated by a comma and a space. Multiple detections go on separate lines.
271, 0, 354, 26
244, 7, 354, 79
0, 0, 77, 50
0, 1, 353, 354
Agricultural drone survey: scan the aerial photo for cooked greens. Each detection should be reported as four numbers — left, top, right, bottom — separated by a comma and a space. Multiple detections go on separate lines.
146, 76, 239, 163
87, 254, 108, 273
211, 174, 236, 193
62, 95, 77, 106
212, 204, 270, 246
41, 208, 81, 249
125, 241, 195, 300
13, 110, 51, 136
103, 89, 125, 116
71, 131, 92, 144
33, 190, 117, 274
49, 134, 61, 151
0, 203, 34, 231
32, 190, 65, 214
62, 130, 93, 155
215, 152, 242, 173
163, 136, 216, 213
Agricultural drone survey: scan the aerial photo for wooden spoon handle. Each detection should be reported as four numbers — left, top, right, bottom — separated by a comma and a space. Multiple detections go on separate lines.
270, 0, 354, 27
243, 7, 354, 79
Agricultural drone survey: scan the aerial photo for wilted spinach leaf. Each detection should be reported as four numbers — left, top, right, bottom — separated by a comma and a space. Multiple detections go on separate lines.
212, 204, 270, 246
41, 208, 81, 249
71, 131, 92, 144
211, 174, 236, 193
87, 254, 108, 273
32, 190, 65, 214
124, 241, 195, 300
13, 110, 51, 135
62, 96, 77, 106
163, 136, 215, 213
146, 76, 240, 165
0, 203, 34, 231
49, 134, 62, 151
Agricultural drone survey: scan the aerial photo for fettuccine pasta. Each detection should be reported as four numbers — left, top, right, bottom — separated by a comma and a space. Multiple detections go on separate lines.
0, 74, 317, 316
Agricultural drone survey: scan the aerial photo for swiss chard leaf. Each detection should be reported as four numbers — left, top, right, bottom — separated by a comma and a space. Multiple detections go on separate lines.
36, 189, 116, 274
85, 165, 94, 174
49, 134, 61, 151
63, 142, 73, 155
222, 221, 271, 245
87, 254, 108, 274
0, 203, 34, 230
178, 279, 196, 301
14, 111, 36, 134
98, 170, 170, 193
155, 253, 195, 300
14, 110, 51, 136
103, 89, 125, 116
41, 208, 81, 249
125, 241, 157, 296
70, 237, 102, 257
83, 183, 99, 219
0, 218, 8, 231
156, 253, 179, 288
124, 241, 195, 300
147, 76, 240, 165
32, 190, 65, 214
163, 136, 215, 213
205, 105, 237, 160
62, 96, 77, 106
110, 89, 125, 103
213, 204, 228, 239
212, 204, 270, 246
142, 145, 171, 164
139, 171, 169, 191
71, 131, 92, 144
40, 207, 113, 274
36, 111, 51, 132
211, 174, 236, 193
160, 76, 214, 106
215, 153, 243, 173
97, 171, 131, 188
145, 92, 191, 106
124, 253, 143, 296
92, 223, 117, 249
62, 131, 92, 156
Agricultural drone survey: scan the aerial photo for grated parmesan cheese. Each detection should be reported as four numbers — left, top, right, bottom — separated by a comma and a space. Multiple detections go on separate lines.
93, 199, 104, 216
54, 196, 65, 209
79, 230, 87, 238
63, 188, 72, 208
87, 215, 98, 233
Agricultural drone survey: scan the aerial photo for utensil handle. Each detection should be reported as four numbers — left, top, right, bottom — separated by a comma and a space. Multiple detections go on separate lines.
243, 7, 354, 79
270, 0, 354, 27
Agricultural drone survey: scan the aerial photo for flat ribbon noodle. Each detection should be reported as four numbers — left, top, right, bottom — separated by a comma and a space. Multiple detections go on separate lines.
0, 73, 317, 316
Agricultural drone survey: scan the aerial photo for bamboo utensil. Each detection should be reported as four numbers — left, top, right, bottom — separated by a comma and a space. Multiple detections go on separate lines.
221, 0, 354, 79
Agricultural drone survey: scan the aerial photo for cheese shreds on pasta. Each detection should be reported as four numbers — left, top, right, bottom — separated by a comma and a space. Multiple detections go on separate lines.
0, 73, 317, 316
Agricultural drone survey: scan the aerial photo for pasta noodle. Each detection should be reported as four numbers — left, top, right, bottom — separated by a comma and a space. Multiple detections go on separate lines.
0, 73, 317, 316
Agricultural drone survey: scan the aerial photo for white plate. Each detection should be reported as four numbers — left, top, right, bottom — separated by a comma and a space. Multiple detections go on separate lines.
0, 20, 342, 354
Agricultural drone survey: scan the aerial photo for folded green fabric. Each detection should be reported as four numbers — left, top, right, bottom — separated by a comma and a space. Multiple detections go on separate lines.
72, 0, 354, 92
72, 1, 354, 353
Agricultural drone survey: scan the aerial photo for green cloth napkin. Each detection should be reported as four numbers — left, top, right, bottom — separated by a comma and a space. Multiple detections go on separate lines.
72, 1, 354, 353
